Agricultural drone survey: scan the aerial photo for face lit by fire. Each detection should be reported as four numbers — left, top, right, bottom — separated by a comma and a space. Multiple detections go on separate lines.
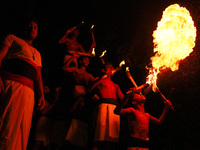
72, 29, 79, 37
131, 93, 146, 105
80, 57, 90, 67
25, 20, 38, 40
104, 64, 114, 77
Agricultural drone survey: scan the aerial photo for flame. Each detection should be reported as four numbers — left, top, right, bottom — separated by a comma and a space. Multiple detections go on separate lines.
146, 4, 196, 90
91, 24, 94, 29
99, 50, 107, 58
91, 48, 95, 56
126, 67, 129, 72
119, 60, 125, 67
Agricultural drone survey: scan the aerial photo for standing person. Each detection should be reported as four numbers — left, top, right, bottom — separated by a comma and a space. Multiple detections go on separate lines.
33, 86, 61, 150
88, 62, 124, 150
114, 86, 173, 150
0, 18, 45, 150
62, 53, 95, 149
59, 26, 96, 67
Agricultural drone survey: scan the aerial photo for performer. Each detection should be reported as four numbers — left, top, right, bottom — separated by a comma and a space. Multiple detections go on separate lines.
114, 86, 173, 150
63, 53, 95, 149
59, 26, 96, 67
0, 18, 45, 150
33, 86, 61, 150
88, 62, 124, 150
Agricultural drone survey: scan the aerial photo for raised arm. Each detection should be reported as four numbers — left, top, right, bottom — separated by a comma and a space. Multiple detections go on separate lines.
62, 53, 79, 73
87, 74, 107, 93
114, 91, 133, 115
0, 44, 10, 92
58, 26, 77, 44
149, 99, 172, 125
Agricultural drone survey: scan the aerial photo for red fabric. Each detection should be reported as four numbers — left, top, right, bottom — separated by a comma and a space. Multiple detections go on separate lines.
2, 71, 34, 89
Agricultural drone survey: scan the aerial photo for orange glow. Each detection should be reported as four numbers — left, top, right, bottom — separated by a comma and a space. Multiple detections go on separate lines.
99, 50, 107, 58
91, 48, 95, 56
91, 24, 94, 29
119, 60, 125, 67
147, 4, 196, 90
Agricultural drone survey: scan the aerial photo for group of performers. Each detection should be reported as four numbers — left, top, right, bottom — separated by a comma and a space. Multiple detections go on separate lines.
0, 18, 173, 150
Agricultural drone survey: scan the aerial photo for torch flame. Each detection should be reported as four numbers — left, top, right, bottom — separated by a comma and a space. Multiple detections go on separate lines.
91, 24, 94, 29
146, 4, 196, 90
119, 60, 125, 67
91, 48, 95, 56
126, 67, 129, 72
99, 50, 107, 58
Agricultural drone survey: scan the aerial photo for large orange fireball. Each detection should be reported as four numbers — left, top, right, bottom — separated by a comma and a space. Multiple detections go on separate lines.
147, 4, 197, 89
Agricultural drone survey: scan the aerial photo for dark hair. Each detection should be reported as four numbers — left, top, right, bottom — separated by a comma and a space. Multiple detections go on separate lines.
102, 62, 113, 69
23, 17, 39, 27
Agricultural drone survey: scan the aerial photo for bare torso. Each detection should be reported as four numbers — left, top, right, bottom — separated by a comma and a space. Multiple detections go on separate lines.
74, 69, 93, 86
97, 78, 118, 99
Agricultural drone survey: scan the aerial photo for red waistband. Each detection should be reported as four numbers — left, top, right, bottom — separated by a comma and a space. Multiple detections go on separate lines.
2, 71, 34, 89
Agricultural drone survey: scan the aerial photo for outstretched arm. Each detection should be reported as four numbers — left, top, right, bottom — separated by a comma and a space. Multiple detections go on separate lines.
87, 74, 107, 93
150, 99, 172, 125
0, 44, 10, 92
150, 87, 173, 125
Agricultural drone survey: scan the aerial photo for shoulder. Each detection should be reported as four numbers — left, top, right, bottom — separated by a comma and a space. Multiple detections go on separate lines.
120, 107, 136, 115
114, 83, 121, 89
1, 34, 18, 48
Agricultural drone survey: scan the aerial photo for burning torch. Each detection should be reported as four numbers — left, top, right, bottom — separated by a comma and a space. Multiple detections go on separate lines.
99, 50, 107, 64
111, 60, 125, 74
66, 21, 84, 34
90, 24, 96, 55
125, 67, 149, 94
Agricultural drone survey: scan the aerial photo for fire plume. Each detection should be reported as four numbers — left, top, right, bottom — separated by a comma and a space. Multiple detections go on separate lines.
147, 4, 196, 89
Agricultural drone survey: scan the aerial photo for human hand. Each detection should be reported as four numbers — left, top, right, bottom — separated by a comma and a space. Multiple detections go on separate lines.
38, 96, 46, 110
0, 77, 4, 93
127, 87, 142, 94
164, 99, 174, 110
153, 86, 160, 93
73, 52, 80, 58
102, 74, 108, 79
91, 42, 96, 48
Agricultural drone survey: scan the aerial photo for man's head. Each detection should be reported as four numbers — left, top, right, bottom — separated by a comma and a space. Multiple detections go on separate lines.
131, 92, 146, 106
102, 62, 114, 77
23, 18, 38, 40
72, 28, 79, 37
78, 56, 90, 67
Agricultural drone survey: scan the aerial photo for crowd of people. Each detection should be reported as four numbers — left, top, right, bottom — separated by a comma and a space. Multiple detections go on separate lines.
0, 18, 173, 150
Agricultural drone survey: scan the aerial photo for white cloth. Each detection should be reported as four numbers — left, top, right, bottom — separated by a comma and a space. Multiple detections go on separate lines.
0, 80, 34, 150
0, 34, 42, 150
66, 119, 88, 147
3, 34, 42, 67
94, 103, 120, 142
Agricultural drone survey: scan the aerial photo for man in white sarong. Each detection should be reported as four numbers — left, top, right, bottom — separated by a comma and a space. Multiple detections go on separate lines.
0, 18, 45, 150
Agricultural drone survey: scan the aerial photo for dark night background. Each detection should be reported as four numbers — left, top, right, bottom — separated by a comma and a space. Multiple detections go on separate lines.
0, 0, 200, 149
